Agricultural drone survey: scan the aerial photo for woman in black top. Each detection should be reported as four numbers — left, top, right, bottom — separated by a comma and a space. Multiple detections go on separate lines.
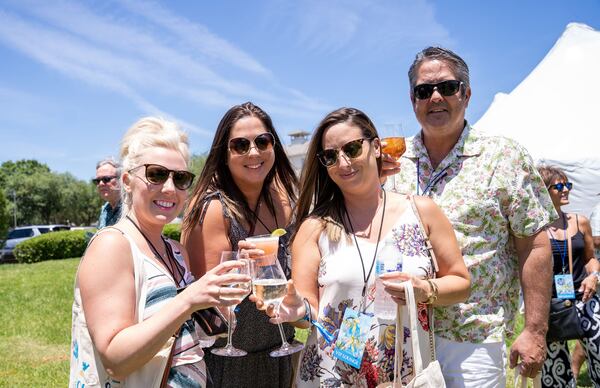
181, 102, 298, 388
538, 165, 600, 387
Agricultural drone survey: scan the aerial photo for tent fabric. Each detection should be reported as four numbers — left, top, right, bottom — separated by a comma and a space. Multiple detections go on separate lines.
474, 23, 600, 217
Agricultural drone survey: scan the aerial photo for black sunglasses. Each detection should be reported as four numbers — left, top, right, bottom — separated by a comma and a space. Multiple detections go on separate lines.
228, 132, 275, 155
317, 138, 370, 167
413, 80, 462, 100
129, 164, 195, 190
549, 182, 573, 192
92, 175, 117, 185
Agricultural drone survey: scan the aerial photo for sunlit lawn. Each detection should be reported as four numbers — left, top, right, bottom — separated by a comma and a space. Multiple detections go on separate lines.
0, 259, 593, 387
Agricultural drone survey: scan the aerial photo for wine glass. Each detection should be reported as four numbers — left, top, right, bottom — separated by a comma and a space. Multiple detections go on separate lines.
247, 234, 304, 357
381, 124, 406, 191
211, 251, 252, 357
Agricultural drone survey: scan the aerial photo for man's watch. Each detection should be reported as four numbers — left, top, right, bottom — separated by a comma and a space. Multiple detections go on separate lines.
590, 271, 600, 281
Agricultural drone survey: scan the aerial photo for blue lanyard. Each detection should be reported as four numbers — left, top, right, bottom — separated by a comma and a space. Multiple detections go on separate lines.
416, 159, 451, 196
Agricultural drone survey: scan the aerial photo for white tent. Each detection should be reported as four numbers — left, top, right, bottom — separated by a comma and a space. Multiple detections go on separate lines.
475, 22, 600, 217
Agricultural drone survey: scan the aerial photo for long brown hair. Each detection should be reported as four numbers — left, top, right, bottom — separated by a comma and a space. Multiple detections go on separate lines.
182, 102, 297, 237
294, 107, 381, 242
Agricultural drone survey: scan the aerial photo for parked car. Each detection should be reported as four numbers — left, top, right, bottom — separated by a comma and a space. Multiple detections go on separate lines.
0, 225, 71, 263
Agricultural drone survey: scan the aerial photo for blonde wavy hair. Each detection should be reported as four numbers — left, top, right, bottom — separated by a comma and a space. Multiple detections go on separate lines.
119, 117, 190, 217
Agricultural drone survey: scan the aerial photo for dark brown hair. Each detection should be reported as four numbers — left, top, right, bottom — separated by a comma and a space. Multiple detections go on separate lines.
182, 102, 297, 237
294, 107, 381, 242
537, 165, 568, 187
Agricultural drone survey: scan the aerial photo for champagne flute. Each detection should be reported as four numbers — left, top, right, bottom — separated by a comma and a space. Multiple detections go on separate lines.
247, 234, 304, 357
382, 124, 406, 191
211, 251, 251, 357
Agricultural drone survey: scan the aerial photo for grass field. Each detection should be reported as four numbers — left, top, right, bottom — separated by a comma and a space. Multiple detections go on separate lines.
0, 259, 593, 387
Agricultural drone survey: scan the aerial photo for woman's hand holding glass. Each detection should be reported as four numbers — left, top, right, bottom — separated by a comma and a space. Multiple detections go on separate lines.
251, 280, 306, 323
178, 259, 251, 310
379, 272, 435, 305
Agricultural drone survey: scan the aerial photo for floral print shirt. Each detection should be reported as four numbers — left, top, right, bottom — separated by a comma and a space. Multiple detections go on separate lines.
389, 123, 557, 343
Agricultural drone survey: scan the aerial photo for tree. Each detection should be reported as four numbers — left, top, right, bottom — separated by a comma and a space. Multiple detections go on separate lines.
58, 173, 103, 225
0, 190, 9, 237
190, 153, 207, 178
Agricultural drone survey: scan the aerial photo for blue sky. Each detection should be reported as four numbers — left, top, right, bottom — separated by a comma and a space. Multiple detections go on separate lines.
1, 0, 599, 180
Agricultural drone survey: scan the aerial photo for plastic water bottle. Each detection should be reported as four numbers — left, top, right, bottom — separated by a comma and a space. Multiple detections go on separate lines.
374, 240, 402, 319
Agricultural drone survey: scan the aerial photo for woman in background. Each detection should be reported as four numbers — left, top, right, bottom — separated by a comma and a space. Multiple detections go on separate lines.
537, 165, 600, 387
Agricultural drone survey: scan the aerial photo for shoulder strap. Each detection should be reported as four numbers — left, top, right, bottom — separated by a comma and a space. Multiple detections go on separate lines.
567, 228, 573, 275
409, 195, 440, 273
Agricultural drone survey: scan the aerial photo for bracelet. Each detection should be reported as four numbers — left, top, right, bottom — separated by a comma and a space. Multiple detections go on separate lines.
300, 298, 312, 324
425, 279, 439, 305
590, 271, 600, 280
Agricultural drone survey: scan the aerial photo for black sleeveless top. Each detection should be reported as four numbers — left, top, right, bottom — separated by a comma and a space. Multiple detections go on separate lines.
198, 191, 294, 388
549, 215, 587, 299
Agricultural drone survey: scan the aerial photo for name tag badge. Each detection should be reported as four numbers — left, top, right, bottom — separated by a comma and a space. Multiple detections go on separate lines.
555, 274, 576, 299
333, 307, 374, 369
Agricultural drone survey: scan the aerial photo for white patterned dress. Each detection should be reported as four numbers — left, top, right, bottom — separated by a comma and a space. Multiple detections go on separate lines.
296, 205, 435, 388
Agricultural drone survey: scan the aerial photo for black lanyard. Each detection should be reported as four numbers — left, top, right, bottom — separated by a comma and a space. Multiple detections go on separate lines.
344, 189, 387, 312
126, 215, 185, 284
416, 159, 451, 196
248, 197, 279, 236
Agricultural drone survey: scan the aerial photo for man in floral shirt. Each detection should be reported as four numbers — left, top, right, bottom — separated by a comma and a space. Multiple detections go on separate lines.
384, 47, 557, 387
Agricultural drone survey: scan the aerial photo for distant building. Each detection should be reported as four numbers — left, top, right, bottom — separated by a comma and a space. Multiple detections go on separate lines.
284, 130, 310, 176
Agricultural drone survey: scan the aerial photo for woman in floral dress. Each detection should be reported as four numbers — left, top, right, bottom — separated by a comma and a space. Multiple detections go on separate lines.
260, 107, 470, 387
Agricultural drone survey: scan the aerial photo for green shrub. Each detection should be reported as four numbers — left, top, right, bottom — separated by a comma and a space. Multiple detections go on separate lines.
13, 230, 89, 264
162, 223, 181, 242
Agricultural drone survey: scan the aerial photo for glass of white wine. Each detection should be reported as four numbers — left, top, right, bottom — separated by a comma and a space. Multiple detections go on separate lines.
251, 253, 304, 357
211, 251, 251, 357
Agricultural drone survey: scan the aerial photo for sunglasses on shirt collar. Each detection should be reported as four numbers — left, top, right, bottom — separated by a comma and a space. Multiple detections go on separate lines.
548, 182, 573, 192
92, 176, 117, 185
317, 138, 371, 167
228, 132, 275, 155
128, 164, 195, 190
413, 80, 463, 100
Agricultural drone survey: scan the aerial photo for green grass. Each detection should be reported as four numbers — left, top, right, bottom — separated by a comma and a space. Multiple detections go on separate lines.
0, 258, 78, 387
0, 259, 594, 387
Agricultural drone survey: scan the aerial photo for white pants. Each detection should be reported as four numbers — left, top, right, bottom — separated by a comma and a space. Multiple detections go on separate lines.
435, 335, 506, 388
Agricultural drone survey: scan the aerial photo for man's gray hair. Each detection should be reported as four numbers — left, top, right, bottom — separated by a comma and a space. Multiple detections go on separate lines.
408, 46, 470, 90
96, 157, 122, 175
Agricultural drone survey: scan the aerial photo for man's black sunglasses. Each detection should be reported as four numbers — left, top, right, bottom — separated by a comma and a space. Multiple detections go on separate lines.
228, 132, 275, 155
92, 176, 117, 185
317, 138, 370, 167
413, 80, 462, 100
549, 182, 573, 192
129, 164, 195, 190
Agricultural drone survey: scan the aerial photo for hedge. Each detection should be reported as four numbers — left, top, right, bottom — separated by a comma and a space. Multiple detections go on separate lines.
13, 224, 181, 264
162, 223, 181, 242
13, 230, 90, 264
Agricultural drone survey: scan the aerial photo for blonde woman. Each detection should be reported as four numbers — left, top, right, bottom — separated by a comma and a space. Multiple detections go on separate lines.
70, 117, 249, 387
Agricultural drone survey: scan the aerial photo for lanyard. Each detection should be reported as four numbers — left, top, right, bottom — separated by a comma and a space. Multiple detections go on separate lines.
548, 213, 569, 273
416, 159, 451, 196
126, 215, 186, 284
344, 189, 387, 313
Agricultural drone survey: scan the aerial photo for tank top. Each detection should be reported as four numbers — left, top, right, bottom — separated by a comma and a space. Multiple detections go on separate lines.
296, 204, 434, 387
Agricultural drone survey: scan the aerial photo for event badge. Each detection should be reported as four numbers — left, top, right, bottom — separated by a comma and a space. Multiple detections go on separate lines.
555, 274, 576, 299
333, 307, 374, 369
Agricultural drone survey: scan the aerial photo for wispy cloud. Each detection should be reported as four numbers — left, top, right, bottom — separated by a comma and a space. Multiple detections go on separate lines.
264, 0, 451, 58
0, 1, 330, 138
